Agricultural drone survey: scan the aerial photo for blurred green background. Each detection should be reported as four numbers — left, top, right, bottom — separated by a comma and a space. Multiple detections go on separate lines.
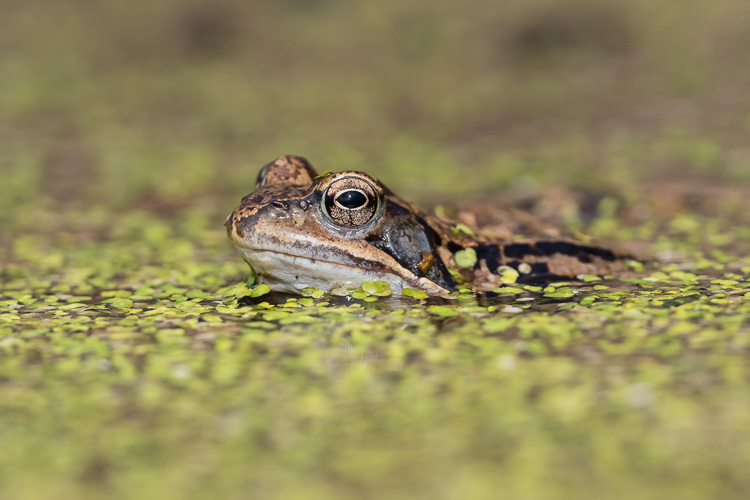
3, 1, 750, 499
2, 0, 750, 231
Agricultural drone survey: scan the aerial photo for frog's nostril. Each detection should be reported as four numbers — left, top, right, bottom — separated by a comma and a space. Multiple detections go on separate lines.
272, 201, 288, 210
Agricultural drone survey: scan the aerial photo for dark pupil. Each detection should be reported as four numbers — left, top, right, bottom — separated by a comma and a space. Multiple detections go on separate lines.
336, 190, 367, 209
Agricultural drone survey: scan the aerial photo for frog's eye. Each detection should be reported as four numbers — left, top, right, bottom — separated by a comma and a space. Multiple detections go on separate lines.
323, 176, 380, 227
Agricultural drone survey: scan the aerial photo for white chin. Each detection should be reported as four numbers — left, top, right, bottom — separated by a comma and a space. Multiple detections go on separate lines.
237, 248, 415, 294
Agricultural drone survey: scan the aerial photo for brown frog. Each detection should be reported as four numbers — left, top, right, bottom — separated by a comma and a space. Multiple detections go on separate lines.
225, 155, 630, 296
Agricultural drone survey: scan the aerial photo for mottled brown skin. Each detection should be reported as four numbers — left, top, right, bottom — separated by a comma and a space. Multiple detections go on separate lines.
226, 155, 631, 295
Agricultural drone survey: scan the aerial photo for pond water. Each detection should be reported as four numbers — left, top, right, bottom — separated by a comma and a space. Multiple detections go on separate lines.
2, 217, 750, 499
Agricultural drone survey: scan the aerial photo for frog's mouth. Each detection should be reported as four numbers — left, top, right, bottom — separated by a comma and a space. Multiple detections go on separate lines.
234, 246, 451, 296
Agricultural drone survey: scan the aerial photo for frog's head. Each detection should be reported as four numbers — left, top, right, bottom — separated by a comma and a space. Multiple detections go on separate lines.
225, 155, 457, 295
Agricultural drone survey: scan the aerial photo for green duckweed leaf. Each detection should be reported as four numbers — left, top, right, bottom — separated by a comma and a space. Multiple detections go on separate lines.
497, 266, 520, 285
361, 281, 393, 296
426, 306, 458, 317
301, 286, 324, 298
110, 298, 134, 310
454, 248, 477, 268
250, 284, 271, 298
403, 288, 429, 299
313, 171, 333, 180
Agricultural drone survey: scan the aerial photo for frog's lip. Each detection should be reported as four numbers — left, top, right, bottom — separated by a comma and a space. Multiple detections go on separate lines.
233, 245, 452, 295
250, 248, 382, 270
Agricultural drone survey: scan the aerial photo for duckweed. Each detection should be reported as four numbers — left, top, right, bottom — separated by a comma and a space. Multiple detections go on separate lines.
454, 248, 478, 268
403, 288, 430, 300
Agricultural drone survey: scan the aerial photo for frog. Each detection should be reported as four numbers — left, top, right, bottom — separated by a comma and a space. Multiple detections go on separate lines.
225, 155, 631, 296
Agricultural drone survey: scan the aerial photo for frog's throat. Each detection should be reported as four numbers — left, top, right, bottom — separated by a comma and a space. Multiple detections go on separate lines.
234, 247, 452, 296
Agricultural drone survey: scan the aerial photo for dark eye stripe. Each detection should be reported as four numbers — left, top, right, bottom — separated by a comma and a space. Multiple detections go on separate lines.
334, 189, 368, 210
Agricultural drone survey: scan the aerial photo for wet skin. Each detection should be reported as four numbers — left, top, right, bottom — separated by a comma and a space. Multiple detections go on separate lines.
226, 155, 628, 295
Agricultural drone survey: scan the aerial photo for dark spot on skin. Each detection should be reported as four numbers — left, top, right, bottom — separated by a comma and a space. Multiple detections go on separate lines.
299, 200, 309, 211
233, 210, 263, 240
385, 200, 412, 217
536, 241, 616, 261
227, 215, 246, 238
475, 245, 502, 269
512, 263, 551, 281
503, 243, 537, 259
500, 241, 616, 262
272, 201, 288, 210
446, 241, 463, 253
